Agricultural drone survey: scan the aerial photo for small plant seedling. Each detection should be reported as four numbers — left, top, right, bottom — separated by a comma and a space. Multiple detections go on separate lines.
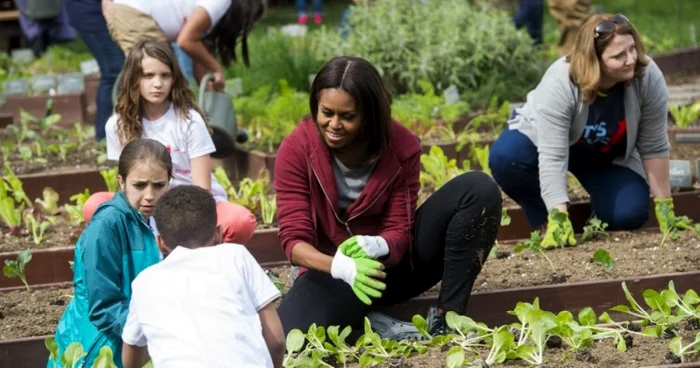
3, 249, 32, 291
100, 167, 119, 193
657, 201, 695, 247
669, 333, 700, 363
501, 208, 511, 227
265, 269, 286, 295
514, 231, 557, 276
260, 194, 277, 226
592, 249, 615, 271
581, 217, 608, 242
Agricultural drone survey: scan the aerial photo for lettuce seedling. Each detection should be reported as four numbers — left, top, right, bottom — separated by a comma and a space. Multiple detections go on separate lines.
550, 309, 595, 356
24, 213, 51, 244
92, 346, 118, 368
657, 201, 694, 247
61, 342, 87, 368
100, 167, 119, 193
592, 248, 615, 271
661, 281, 700, 321
63, 189, 91, 226
260, 194, 277, 225
3, 249, 32, 291
510, 309, 558, 366
36, 187, 59, 215
669, 332, 700, 363
581, 217, 608, 242
514, 231, 556, 275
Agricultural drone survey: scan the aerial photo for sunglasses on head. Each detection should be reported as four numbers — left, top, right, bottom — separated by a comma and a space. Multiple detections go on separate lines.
595, 14, 631, 39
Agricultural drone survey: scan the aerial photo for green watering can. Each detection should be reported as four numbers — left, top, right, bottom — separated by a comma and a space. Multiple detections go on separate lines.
198, 73, 247, 158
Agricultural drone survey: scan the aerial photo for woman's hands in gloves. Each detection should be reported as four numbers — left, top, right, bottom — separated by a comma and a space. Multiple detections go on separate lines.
541, 209, 577, 249
330, 235, 390, 305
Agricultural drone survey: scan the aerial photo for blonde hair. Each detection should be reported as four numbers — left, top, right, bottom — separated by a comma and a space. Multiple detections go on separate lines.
566, 13, 649, 105
115, 40, 209, 145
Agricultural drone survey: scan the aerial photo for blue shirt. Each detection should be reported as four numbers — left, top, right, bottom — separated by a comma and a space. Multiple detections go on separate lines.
570, 82, 628, 163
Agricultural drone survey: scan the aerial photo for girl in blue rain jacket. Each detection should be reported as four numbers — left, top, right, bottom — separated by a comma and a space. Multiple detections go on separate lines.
48, 138, 172, 367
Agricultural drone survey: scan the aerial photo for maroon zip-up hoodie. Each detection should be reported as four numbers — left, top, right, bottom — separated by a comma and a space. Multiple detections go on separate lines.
274, 116, 422, 276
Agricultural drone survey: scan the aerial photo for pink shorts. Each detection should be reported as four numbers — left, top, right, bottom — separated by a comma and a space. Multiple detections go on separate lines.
82, 191, 257, 244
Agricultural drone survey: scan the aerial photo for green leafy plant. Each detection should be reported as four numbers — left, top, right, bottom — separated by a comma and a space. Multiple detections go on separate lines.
419, 145, 468, 193
581, 217, 608, 242
0, 182, 25, 236
669, 103, 700, 129
669, 332, 700, 363
656, 200, 695, 247
36, 186, 60, 215
3, 162, 32, 206
63, 189, 91, 226
661, 281, 700, 322
236, 80, 309, 153
593, 248, 615, 271
609, 281, 682, 337
514, 230, 556, 275
316, 0, 544, 109
24, 213, 52, 244
100, 167, 119, 193
260, 194, 277, 226
3, 249, 32, 291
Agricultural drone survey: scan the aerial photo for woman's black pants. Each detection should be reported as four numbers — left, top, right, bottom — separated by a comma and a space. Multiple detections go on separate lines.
277, 171, 502, 341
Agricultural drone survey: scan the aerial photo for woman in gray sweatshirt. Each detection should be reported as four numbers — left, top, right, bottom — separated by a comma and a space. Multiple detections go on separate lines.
488, 13, 677, 248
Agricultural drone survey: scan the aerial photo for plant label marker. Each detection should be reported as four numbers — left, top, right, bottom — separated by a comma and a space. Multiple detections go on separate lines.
225, 78, 243, 97
4, 79, 30, 96
669, 160, 692, 189
443, 85, 461, 104
11, 49, 34, 65
31, 75, 57, 94
80, 59, 100, 76
57, 73, 85, 94
676, 134, 700, 143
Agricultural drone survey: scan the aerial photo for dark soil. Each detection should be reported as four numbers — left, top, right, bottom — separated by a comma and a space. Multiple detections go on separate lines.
0, 286, 72, 340
0, 220, 83, 253
1, 129, 106, 176
265, 230, 700, 296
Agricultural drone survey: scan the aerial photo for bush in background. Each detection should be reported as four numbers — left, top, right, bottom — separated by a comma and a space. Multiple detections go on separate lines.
315, 0, 547, 108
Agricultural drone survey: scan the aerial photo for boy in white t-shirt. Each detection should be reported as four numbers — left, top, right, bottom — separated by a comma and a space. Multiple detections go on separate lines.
121, 185, 285, 368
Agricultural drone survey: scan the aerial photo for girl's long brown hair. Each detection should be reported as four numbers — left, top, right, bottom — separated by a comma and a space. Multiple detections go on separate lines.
115, 40, 209, 145
566, 13, 649, 105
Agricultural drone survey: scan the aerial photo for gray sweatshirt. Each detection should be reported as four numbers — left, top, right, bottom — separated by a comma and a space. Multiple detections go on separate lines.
507, 56, 670, 210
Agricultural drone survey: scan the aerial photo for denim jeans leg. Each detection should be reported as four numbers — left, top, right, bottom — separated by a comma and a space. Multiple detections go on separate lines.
295, 0, 307, 14
76, 28, 125, 140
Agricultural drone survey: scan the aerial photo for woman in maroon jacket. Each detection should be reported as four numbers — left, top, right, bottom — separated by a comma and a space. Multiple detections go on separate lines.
274, 56, 502, 341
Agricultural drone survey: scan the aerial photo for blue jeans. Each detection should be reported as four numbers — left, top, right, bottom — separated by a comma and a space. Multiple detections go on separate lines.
296, 0, 323, 14
512, 0, 544, 45
488, 127, 649, 230
171, 42, 195, 85
75, 28, 124, 140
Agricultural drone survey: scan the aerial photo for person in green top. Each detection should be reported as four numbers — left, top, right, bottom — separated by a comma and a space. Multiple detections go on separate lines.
48, 138, 172, 367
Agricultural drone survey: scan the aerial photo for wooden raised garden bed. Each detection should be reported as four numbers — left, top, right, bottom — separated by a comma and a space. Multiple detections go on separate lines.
0, 93, 88, 127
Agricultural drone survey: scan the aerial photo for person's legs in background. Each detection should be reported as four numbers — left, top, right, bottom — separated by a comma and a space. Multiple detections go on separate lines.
296, 0, 309, 24
82, 192, 116, 224
78, 30, 125, 140
512, 0, 545, 45
489, 127, 548, 228
311, 0, 323, 24
216, 201, 258, 244
569, 163, 650, 230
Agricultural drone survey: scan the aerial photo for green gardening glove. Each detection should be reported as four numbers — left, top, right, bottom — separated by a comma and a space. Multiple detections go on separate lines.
541, 209, 577, 249
338, 235, 390, 259
654, 197, 693, 232
331, 242, 387, 305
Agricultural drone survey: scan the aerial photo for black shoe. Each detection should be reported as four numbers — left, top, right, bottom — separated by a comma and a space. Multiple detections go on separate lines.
426, 306, 453, 336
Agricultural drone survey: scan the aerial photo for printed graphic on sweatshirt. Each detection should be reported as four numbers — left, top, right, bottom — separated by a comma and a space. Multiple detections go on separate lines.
575, 83, 627, 156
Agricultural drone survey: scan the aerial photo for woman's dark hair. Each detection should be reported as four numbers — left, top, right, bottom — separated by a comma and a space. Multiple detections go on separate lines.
205, 0, 267, 68
309, 56, 392, 162
118, 138, 173, 180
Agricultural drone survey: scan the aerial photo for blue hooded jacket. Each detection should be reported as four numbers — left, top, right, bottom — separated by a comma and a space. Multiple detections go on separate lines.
48, 192, 161, 367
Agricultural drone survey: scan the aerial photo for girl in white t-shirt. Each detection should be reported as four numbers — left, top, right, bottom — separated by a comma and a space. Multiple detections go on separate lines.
84, 39, 257, 244
104, 0, 267, 91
